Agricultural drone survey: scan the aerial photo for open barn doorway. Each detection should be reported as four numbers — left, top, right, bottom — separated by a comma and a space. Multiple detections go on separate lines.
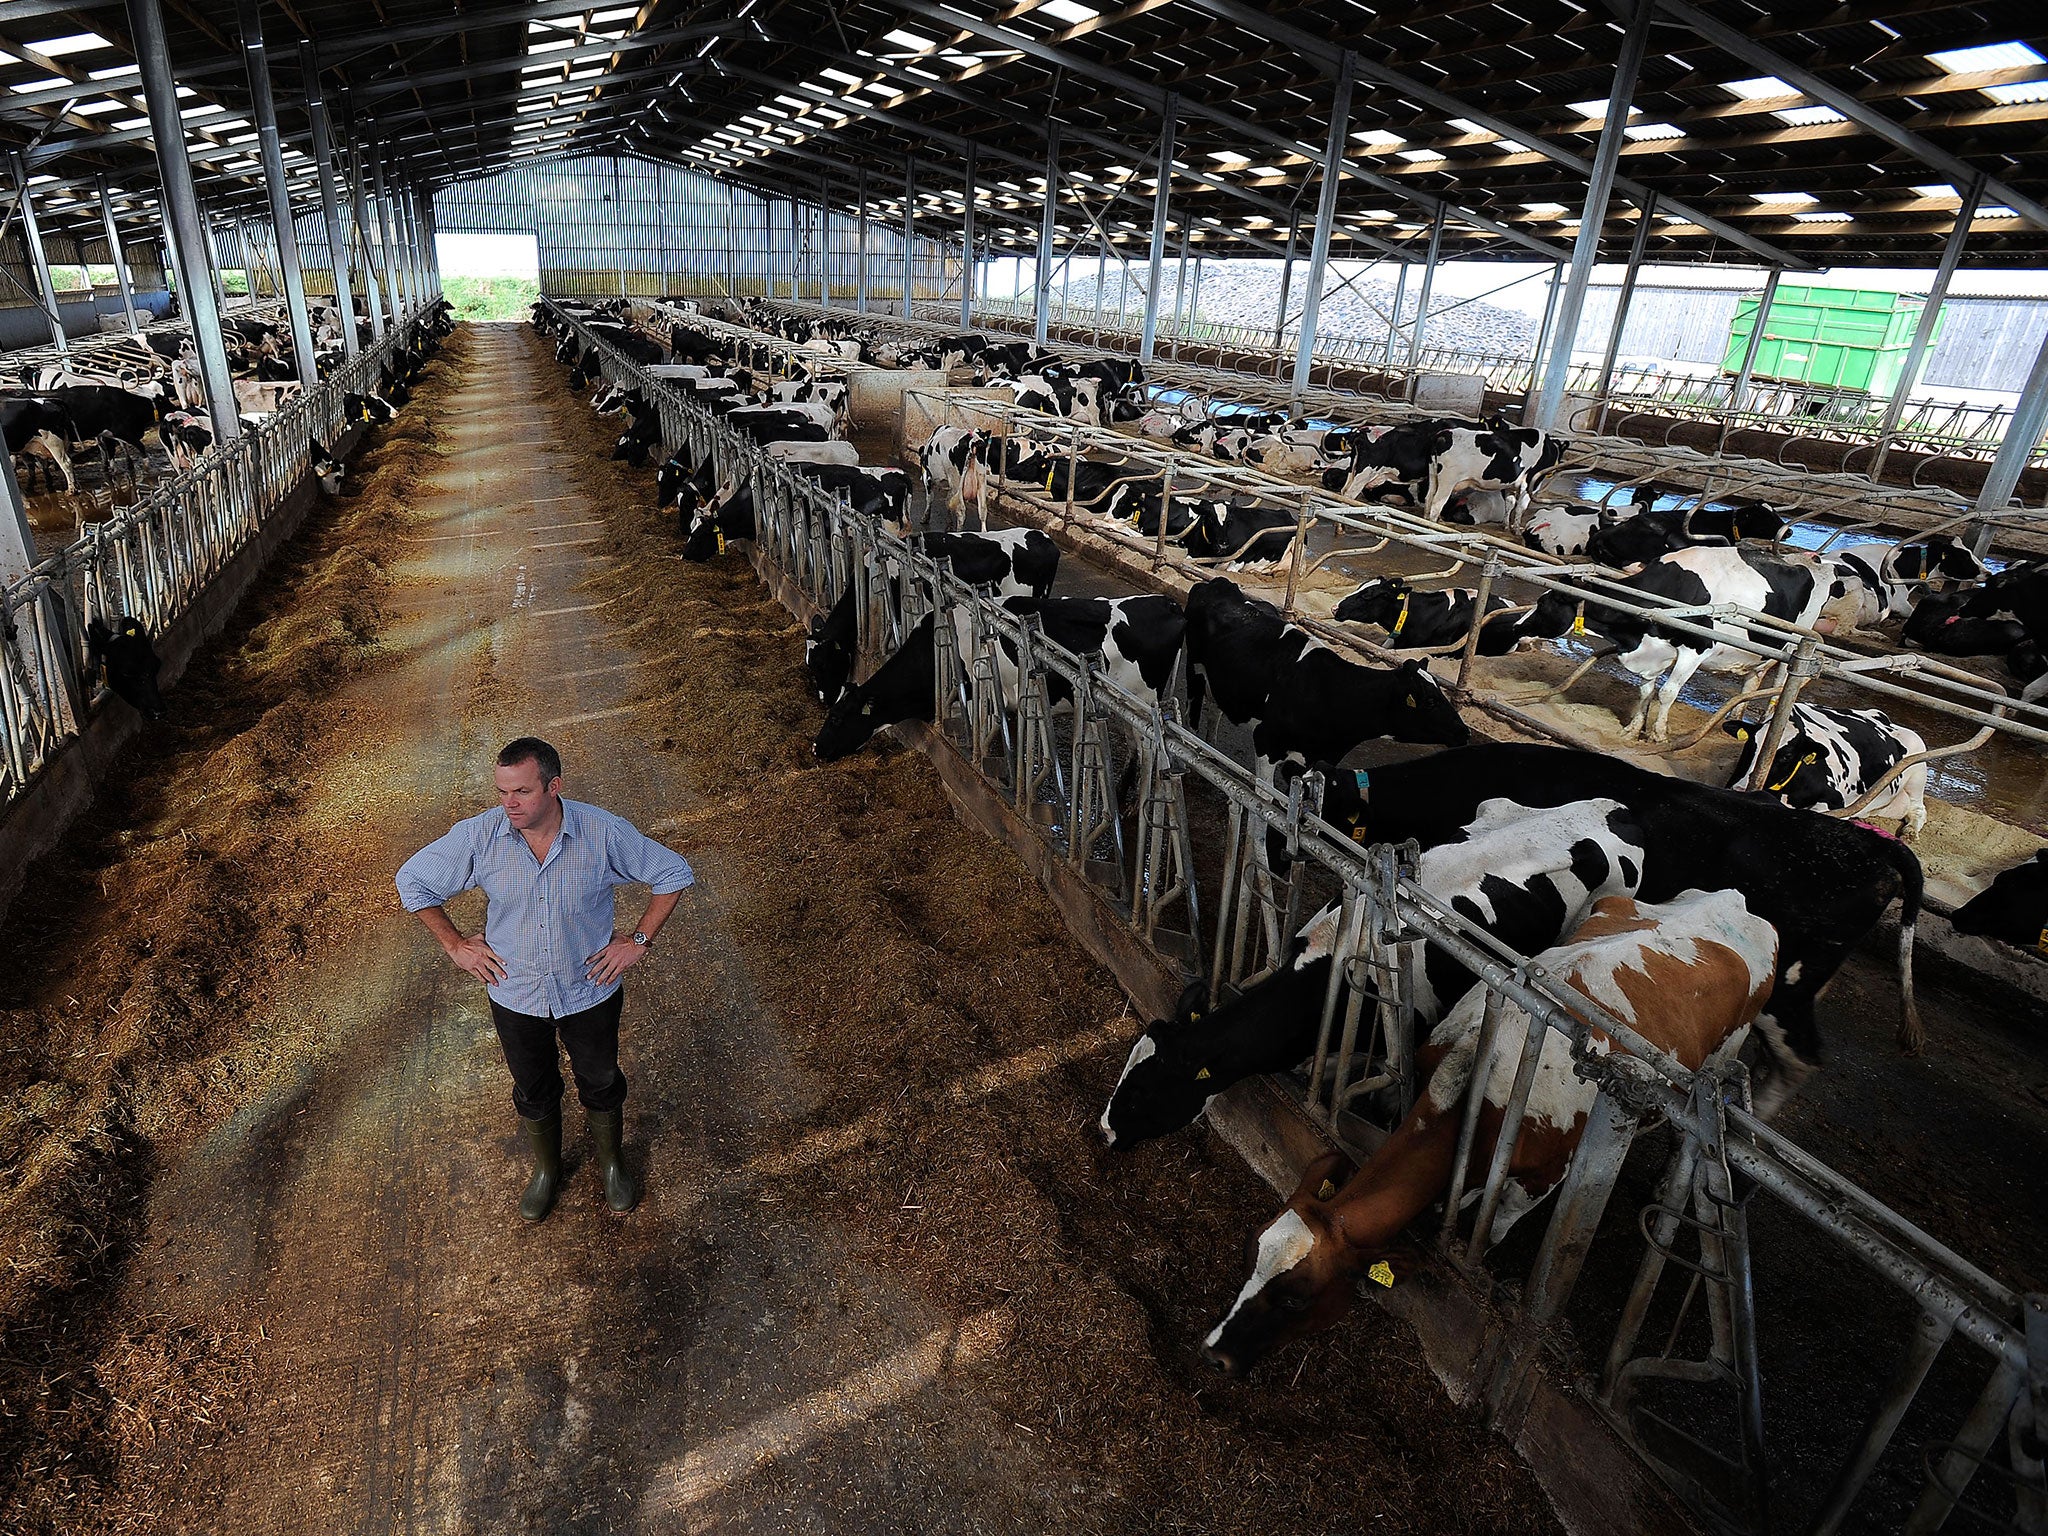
435, 230, 541, 321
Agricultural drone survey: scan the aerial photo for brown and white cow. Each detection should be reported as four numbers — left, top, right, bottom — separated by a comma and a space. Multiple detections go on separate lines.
1199, 887, 1778, 1377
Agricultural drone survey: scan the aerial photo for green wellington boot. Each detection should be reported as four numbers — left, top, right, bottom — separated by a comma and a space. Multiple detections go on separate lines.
518, 1112, 563, 1222
586, 1108, 639, 1212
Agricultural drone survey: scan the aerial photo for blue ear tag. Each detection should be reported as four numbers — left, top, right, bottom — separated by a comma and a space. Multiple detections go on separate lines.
1352, 770, 1370, 795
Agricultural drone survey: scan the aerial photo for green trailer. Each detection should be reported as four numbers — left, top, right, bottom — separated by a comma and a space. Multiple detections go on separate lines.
1722, 284, 1943, 396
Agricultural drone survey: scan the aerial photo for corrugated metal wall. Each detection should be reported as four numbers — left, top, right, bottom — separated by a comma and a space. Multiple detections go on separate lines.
431, 151, 964, 301
1571, 282, 2048, 392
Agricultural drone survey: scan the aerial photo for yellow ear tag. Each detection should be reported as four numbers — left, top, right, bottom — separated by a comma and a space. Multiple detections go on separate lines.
2036, 925, 2047, 956
1571, 613, 1586, 636
1367, 1260, 1396, 1288
715, 529, 727, 554
1188, 1011, 1202, 1023
1316, 1179, 1338, 1201
1194, 1066, 1211, 1081
1736, 727, 1751, 741
1351, 826, 1369, 843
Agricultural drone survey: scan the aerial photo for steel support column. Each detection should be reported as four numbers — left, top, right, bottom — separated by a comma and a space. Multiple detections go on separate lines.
94, 175, 138, 333
1138, 97, 1176, 365
239, 0, 317, 388
1403, 203, 1447, 393
344, 137, 388, 339
418, 185, 442, 296
1290, 52, 1354, 404
1529, 0, 1653, 435
1272, 215, 1297, 350
11, 155, 67, 352
1716, 266, 1781, 455
856, 169, 869, 314
372, 145, 407, 318
1033, 125, 1057, 345
959, 142, 975, 328
126, 0, 237, 441
902, 159, 915, 319
1871, 176, 1982, 482
819, 176, 832, 310
1593, 192, 1657, 433
1970, 320, 2048, 555
301, 43, 360, 359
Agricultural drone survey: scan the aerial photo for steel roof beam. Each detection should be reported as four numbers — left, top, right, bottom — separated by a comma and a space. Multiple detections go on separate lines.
1652, 0, 2048, 236
348, 22, 724, 102
1180, 0, 1810, 270
886, 0, 1569, 260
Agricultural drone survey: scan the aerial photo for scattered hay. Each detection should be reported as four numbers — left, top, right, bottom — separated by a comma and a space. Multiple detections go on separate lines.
530, 329, 1559, 1535
0, 329, 470, 1535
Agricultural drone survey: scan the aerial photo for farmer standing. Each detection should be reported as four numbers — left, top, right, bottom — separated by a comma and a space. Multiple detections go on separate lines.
396, 737, 693, 1221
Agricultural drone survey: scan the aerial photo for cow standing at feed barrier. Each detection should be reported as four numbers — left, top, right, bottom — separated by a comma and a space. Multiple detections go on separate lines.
1308, 742, 1923, 1111
1199, 888, 1777, 1378
1100, 794, 1649, 1148
85, 616, 165, 720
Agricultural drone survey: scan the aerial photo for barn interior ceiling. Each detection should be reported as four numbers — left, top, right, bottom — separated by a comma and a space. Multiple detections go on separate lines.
0, 0, 2043, 266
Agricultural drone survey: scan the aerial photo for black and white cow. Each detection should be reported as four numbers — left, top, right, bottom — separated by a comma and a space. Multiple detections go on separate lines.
1098, 793, 1648, 1147
1723, 703, 1928, 838
1, 395, 78, 491
1183, 579, 1470, 788
85, 616, 164, 719
1322, 421, 1446, 503
802, 528, 1060, 706
1180, 501, 1299, 568
1830, 535, 1988, 620
813, 614, 936, 760
991, 593, 1186, 714
1333, 577, 1511, 651
1422, 424, 1565, 522
1308, 741, 1927, 1104
724, 410, 830, 447
918, 425, 980, 518
1479, 545, 1835, 742
1951, 850, 2048, 954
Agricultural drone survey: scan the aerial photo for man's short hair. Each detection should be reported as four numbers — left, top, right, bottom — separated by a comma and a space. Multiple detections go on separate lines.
497, 736, 563, 786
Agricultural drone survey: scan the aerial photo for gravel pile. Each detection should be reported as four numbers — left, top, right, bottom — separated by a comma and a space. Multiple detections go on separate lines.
1049, 260, 1538, 358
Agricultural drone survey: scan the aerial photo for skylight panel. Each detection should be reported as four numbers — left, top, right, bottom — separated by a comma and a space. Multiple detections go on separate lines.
1773, 104, 1846, 125
8, 75, 71, 91
1983, 81, 2048, 104
73, 98, 122, 114
1037, 0, 1098, 22
883, 28, 934, 50
1977, 204, 2020, 219
1722, 75, 1792, 99
1569, 98, 1639, 119
819, 66, 863, 86
1396, 147, 1446, 162
1445, 117, 1489, 134
527, 37, 574, 52
1790, 210, 1851, 222
1351, 128, 1404, 148
32, 31, 107, 56
1911, 183, 1954, 198
1521, 201, 1568, 216
1752, 190, 1817, 205
1927, 41, 2043, 73
589, 5, 639, 20
1623, 120, 1683, 139
566, 66, 603, 80
1207, 150, 1247, 163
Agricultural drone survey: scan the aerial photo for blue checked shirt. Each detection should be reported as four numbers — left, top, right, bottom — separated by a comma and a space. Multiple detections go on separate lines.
396, 798, 694, 1018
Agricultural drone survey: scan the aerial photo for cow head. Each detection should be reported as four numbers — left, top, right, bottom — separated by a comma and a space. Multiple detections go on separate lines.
805, 605, 856, 706
1391, 661, 1468, 746
85, 616, 165, 721
1202, 1150, 1380, 1377
1332, 578, 1404, 630
1097, 981, 1224, 1149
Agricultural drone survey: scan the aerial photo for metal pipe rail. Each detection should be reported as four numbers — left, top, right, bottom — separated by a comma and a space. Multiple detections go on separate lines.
0, 295, 290, 382
0, 299, 440, 812
552, 295, 2043, 1534
886, 381, 2048, 768
784, 299, 2028, 557
969, 293, 2046, 481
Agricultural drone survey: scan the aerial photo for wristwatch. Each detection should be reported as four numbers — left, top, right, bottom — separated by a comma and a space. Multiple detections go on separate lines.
631, 930, 651, 947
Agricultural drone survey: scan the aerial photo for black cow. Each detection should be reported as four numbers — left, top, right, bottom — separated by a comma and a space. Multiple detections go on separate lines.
1, 395, 78, 491
813, 615, 936, 760
726, 410, 830, 447
1310, 742, 1925, 1108
1951, 851, 2048, 953
342, 392, 395, 425
1901, 588, 2029, 657
85, 616, 164, 719
1334, 577, 1510, 650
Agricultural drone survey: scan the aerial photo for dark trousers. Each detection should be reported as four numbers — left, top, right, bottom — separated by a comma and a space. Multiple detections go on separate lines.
490, 989, 628, 1121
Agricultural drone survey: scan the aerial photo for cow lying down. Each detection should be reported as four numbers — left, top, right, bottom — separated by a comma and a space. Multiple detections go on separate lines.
1199, 888, 1776, 1377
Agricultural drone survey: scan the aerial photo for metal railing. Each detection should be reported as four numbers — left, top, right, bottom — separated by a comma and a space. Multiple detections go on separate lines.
962, 295, 2044, 477
553, 295, 2045, 1536
0, 300, 437, 811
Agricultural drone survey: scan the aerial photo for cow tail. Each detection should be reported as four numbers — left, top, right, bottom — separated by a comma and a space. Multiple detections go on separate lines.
1883, 835, 1924, 1054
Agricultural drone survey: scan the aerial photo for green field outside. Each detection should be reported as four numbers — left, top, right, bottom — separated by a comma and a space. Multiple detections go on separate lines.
442, 274, 541, 321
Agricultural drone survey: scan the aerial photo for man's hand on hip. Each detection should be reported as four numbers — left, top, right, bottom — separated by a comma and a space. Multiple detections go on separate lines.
446, 933, 509, 985
585, 937, 648, 987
